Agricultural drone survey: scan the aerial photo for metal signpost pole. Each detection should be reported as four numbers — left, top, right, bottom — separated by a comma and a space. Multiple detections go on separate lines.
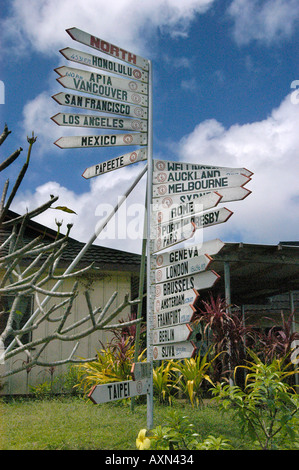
146, 58, 154, 430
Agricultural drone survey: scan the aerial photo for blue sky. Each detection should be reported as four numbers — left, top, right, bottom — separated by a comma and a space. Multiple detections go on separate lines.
1, 0, 299, 253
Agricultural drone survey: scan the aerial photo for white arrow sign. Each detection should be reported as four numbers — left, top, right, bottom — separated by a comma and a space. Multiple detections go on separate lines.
152, 288, 200, 316
52, 92, 148, 120
151, 254, 212, 284
150, 221, 196, 253
153, 341, 197, 361
130, 362, 151, 381
152, 270, 220, 300
153, 323, 193, 345
153, 168, 251, 185
55, 65, 148, 96
153, 303, 197, 327
54, 133, 147, 149
82, 148, 147, 178
60, 47, 149, 83
151, 239, 225, 270
178, 186, 252, 204
66, 27, 149, 71
88, 378, 150, 404
153, 174, 251, 197
153, 159, 253, 178
56, 75, 148, 108
51, 112, 147, 132
151, 192, 222, 225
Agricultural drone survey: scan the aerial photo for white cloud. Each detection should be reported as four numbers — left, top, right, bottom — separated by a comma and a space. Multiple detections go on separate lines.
1, 0, 215, 58
228, 0, 299, 45
175, 93, 299, 244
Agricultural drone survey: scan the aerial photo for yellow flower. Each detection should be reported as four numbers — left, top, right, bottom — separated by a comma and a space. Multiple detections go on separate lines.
136, 429, 150, 450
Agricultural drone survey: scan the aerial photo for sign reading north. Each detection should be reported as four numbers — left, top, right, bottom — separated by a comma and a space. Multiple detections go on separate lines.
66, 27, 149, 71
60, 47, 149, 83
52, 92, 148, 120
54, 133, 147, 149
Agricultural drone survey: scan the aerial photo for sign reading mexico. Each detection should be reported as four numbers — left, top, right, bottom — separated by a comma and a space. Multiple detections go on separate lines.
52, 27, 149, 177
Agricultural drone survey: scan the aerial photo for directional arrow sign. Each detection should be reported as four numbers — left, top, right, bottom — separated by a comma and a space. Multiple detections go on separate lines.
66, 27, 149, 71
151, 254, 212, 284
88, 378, 150, 404
153, 168, 251, 184
151, 208, 233, 249
178, 186, 252, 204
60, 47, 149, 83
151, 192, 222, 225
152, 174, 251, 197
153, 159, 253, 178
151, 239, 225, 270
51, 112, 147, 132
56, 75, 148, 108
54, 133, 147, 149
150, 221, 195, 253
152, 270, 220, 300
52, 92, 148, 120
153, 323, 193, 345
55, 65, 148, 95
153, 341, 197, 361
153, 303, 197, 327
82, 148, 147, 178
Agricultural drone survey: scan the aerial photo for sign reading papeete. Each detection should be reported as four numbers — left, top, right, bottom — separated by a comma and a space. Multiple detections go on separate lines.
82, 148, 147, 178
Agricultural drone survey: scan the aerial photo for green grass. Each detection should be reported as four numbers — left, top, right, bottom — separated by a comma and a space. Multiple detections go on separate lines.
0, 396, 255, 450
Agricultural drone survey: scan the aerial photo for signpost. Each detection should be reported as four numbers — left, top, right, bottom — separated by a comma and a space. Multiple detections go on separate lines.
153, 159, 253, 178
88, 378, 151, 404
52, 92, 148, 120
151, 253, 212, 284
151, 239, 225, 270
66, 27, 149, 71
152, 174, 251, 197
54, 133, 147, 149
153, 341, 197, 361
153, 303, 198, 328
152, 289, 200, 316
51, 112, 147, 132
60, 47, 149, 83
82, 149, 147, 178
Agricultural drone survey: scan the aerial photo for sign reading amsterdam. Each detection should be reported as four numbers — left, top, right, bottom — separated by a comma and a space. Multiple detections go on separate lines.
152, 288, 200, 316
82, 149, 147, 178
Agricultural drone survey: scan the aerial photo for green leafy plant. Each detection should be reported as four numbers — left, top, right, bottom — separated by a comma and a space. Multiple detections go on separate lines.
152, 360, 176, 404
211, 350, 299, 449
138, 411, 231, 450
172, 350, 220, 407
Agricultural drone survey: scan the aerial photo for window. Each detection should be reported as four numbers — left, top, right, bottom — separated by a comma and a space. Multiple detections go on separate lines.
0, 295, 33, 348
